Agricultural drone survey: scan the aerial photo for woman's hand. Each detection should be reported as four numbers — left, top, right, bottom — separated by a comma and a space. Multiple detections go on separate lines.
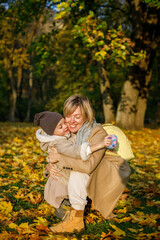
48, 148, 60, 163
47, 148, 62, 180
46, 163, 63, 180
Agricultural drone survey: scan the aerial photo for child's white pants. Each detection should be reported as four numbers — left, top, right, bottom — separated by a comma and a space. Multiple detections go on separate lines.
68, 171, 90, 210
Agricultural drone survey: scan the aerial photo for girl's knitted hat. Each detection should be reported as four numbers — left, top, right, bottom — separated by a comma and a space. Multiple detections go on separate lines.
34, 111, 63, 135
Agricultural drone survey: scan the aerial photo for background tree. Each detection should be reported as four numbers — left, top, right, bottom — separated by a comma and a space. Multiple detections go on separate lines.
0, 0, 159, 128
53, 0, 147, 128
0, 0, 49, 121
116, 0, 160, 129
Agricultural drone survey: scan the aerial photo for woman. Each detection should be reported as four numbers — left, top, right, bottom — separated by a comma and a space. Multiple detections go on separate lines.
47, 95, 131, 233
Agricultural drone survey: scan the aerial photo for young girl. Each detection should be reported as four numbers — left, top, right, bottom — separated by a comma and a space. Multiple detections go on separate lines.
34, 111, 116, 212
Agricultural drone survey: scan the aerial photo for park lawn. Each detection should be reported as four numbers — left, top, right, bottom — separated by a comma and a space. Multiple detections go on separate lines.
0, 122, 159, 240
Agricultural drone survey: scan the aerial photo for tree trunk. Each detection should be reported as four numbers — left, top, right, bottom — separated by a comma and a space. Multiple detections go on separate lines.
116, 0, 160, 129
135, 68, 152, 128
156, 48, 160, 124
116, 80, 139, 129
7, 59, 17, 121
25, 67, 33, 122
9, 86, 17, 122
116, 56, 153, 129
17, 66, 22, 90
98, 63, 115, 123
135, 97, 147, 129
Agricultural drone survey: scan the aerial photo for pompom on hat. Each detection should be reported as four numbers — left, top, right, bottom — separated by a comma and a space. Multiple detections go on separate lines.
34, 111, 63, 135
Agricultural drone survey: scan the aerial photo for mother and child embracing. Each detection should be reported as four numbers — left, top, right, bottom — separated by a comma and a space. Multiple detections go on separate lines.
34, 94, 131, 234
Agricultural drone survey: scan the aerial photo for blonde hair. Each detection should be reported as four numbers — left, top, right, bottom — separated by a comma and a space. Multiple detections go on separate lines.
63, 95, 95, 125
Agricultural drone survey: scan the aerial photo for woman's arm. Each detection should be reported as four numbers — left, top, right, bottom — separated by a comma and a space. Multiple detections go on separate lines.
55, 126, 107, 174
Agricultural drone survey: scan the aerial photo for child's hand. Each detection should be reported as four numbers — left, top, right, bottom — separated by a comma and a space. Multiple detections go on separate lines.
104, 136, 112, 147
107, 134, 118, 149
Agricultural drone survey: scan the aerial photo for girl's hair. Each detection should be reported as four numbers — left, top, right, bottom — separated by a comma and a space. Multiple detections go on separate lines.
63, 95, 95, 125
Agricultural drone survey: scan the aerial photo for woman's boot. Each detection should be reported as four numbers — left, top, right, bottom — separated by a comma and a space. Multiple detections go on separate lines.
50, 207, 84, 233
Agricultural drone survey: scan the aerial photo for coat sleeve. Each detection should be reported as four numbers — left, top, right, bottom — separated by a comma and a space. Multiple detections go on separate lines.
57, 126, 107, 174
48, 137, 90, 160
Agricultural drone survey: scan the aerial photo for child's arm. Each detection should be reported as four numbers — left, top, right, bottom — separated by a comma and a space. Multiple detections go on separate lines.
90, 136, 112, 153
90, 134, 117, 153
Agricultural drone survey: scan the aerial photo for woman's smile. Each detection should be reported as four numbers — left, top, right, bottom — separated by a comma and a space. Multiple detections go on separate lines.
65, 106, 85, 133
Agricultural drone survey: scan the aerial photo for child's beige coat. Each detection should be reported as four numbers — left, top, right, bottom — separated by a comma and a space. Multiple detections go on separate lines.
36, 129, 90, 208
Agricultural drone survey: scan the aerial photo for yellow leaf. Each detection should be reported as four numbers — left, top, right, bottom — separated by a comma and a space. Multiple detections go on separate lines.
116, 207, 127, 214
19, 222, 29, 229
117, 216, 132, 223
34, 217, 48, 226
89, 213, 99, 219
156, 173, 160, 179
38, 203, 51, 210
110, 224, 126, 236
11, 186, 19, 190
98, 31, 104, 38
0, 201, 13, 216
128, 228, 139, 233
79, 5, 83, 10
18, 222, 35, 234
8, 223, 18, 229
93, 30, 98, 35
14, 191, 25, 199
121, 45, 126, 50
13, 137, 22, 143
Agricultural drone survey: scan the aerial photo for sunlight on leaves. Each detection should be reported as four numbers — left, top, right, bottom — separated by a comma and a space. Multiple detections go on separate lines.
0, 123, 159, 239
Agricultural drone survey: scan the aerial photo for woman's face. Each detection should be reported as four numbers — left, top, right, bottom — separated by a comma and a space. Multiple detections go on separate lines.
65, 106, 85, 133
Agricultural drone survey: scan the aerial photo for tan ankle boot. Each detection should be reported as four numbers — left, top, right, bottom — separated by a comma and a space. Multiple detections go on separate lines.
49, 207, 84, 233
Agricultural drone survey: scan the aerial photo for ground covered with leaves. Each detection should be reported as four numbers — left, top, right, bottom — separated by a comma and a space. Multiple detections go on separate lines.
0, 122, 160, 240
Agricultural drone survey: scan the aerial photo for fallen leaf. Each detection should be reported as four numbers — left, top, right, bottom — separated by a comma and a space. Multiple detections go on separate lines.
110, 224, 126, 236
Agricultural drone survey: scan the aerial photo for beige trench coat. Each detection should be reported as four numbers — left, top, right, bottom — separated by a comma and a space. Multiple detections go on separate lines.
56, 125, 131, 218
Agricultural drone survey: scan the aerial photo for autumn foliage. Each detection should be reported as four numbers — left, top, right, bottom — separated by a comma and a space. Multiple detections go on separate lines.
0, 122, 160, 239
